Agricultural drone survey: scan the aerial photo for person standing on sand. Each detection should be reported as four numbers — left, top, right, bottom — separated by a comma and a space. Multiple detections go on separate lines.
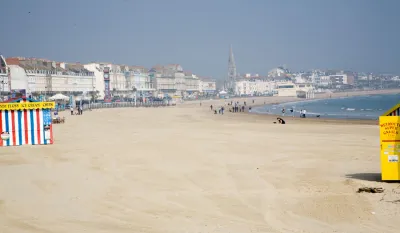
70, 106, 74, 115
210, 105, 213, 111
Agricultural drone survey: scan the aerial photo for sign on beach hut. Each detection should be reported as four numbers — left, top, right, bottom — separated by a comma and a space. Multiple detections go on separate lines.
380, 102, 400, 181
0, 97, 55, 147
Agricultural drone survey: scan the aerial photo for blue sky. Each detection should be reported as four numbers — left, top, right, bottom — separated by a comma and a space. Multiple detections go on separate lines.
1, 0, 399, 78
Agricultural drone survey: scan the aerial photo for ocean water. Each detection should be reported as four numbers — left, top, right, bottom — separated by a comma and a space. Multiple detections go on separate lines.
252, 93, 400, 120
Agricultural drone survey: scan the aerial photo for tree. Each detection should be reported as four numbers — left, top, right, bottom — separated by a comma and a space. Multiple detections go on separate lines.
91, 90, 100, 102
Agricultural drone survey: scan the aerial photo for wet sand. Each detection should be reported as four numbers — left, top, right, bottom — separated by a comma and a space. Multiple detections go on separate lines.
0, 89, 399, 233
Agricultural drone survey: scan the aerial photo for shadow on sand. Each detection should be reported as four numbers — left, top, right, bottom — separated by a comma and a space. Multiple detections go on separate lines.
346, 173, 400, 183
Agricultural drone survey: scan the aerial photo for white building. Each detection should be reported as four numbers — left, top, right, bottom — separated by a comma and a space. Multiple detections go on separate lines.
235, 79, 274, 96
6, 57, 95, 97
129, 67, 155, 96
275, 82, 315, 98
0, 55, 10, 94
310, 72, 321, 85
151, 64, 209, 97
9, 65, 29, 91
199, 78, 216, 95
84, 63, 155, 99
184, 74, 200, 95
319, 76, 331, 86
235, 77, 315, 98
83, 63, 110, 99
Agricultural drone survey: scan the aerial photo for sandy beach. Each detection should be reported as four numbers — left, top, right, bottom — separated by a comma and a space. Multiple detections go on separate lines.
0, 89, 399, 233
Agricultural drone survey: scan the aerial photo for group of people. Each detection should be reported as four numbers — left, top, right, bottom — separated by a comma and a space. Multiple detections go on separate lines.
209, 100, 254, 115
228, 100, 253, 113
281, 107, 307, 118
70, 105, 84, 115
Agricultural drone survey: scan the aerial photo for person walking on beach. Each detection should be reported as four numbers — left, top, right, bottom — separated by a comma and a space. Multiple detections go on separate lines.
210, 105, 213, 111
281, 107, 285, 116
300, 109, 307, 118
289, 108, 294, 117
249, 106, 252, 113
70, 106, 74, 115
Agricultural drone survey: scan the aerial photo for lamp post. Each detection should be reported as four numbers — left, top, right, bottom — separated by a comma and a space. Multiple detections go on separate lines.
132, 86, 137, 106
44, 85, 48, 101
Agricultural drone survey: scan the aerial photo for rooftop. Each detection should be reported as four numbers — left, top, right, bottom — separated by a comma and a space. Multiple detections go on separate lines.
6, 57, 93, 74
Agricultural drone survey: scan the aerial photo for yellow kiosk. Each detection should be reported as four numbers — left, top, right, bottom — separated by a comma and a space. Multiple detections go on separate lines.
380, 103, 400, 181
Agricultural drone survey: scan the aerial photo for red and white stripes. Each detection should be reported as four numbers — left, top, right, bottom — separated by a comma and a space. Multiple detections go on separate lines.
0, 109, 53, 147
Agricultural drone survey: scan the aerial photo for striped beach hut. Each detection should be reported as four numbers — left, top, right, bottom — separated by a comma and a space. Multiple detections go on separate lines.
382, 103, 400, 116
0, 97, 55, 147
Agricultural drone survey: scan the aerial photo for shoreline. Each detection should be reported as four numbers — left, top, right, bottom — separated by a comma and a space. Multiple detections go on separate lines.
188, 88, 400, 125
250, 88, 400, 109
250, 92, 399, 122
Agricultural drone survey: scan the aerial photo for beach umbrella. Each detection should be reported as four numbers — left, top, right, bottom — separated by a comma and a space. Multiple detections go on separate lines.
49, 93, 69, 101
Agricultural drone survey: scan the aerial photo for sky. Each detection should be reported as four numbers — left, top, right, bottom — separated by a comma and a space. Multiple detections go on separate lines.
1, 0, 399, 78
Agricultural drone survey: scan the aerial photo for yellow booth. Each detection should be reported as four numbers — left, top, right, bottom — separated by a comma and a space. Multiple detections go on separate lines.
380, 103, 400, 180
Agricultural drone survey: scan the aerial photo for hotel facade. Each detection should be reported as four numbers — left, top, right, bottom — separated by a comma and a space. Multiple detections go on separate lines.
234, 74, 315, 98
5, 57, 95, 98
2, 55, 216, 100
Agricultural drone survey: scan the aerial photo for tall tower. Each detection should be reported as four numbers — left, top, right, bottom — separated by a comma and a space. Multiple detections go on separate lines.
227, 44, 237, 93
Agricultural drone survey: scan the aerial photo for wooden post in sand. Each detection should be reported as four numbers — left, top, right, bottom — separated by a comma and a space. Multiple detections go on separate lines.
379, 103, 400, 180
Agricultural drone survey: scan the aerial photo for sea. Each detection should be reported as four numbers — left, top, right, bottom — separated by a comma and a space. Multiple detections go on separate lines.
252, 93, 400, 120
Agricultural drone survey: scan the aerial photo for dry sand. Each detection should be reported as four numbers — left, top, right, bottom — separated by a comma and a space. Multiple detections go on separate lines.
0, 89, 400, 233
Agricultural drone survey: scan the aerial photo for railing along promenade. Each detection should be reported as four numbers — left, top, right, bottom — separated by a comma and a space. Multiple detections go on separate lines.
84, 101, 175, 110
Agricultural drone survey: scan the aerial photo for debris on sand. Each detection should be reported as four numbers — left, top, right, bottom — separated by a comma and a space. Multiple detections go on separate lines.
357, 187, 384, 193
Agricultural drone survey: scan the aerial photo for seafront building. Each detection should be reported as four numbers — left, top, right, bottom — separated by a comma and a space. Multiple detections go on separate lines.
234, 73, 315, 98
0, 56, 10, 96
1, 54, 215, 100
150, 64, 216, 98
84, 63, 155, 99
5, 57, 95, 98
199, 77, 217, 95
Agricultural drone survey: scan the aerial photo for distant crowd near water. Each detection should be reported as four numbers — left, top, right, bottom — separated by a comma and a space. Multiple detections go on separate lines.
252, 93, 400, 120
